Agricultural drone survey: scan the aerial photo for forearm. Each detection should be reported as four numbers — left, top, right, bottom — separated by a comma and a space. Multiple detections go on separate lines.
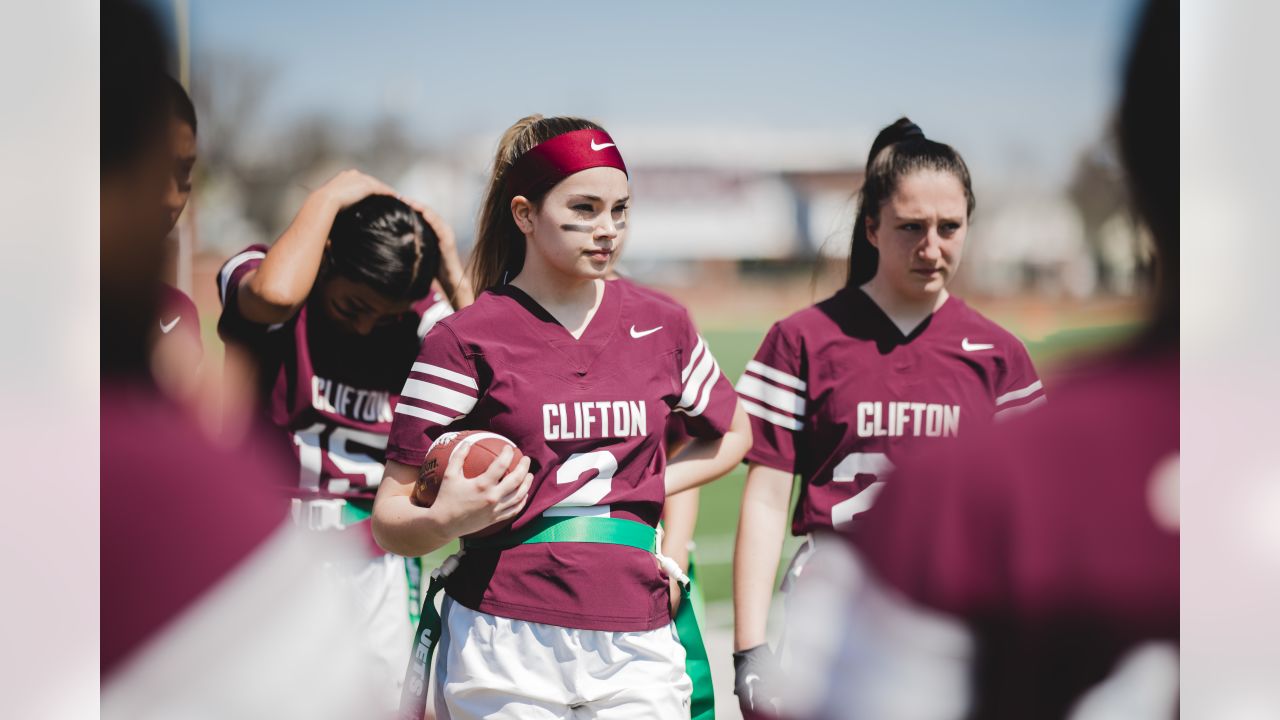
371, 493, 456, 557
371, 460, 457, 556
661, 488, 699, 572
664, 403, 752, 495
241, 190, 338, 323
733, 466, 793, 651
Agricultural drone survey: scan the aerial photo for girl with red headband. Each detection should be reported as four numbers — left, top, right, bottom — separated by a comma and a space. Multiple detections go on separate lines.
374, 115, 751, 719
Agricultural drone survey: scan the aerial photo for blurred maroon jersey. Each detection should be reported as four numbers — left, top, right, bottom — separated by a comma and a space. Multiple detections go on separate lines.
739, 286, 1043, 533
216, 246, 452, 535
103, 381, 382, 718
826, 348, 1179, 719
157, 283, 202, 353
386, 280, 737, 631
101, 380, 288, 676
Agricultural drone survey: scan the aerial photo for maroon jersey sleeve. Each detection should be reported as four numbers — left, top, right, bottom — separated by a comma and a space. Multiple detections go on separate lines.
737, 322, 806, 472
993, 338, 1046, 423
671, 310, 737, 438
384, 322, 480, 467
215, 245, 275, 343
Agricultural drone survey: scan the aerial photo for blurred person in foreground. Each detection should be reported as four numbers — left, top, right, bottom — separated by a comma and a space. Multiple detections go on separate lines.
150, 76, 203, 403
101, 2, 377, 717
777, 1, 1178, 718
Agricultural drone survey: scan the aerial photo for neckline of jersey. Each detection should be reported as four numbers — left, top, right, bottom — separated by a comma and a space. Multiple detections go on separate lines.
496, 281, 622, 375
848, 286, 956, 342
500, 280, 618, 342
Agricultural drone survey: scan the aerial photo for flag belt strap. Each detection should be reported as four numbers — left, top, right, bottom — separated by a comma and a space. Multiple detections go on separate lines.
461, 515, 658, 553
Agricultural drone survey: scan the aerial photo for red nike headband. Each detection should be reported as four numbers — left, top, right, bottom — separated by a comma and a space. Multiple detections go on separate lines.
503, 129, 628, 201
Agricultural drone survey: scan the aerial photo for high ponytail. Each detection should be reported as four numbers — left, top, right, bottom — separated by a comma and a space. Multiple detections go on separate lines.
470, 114, 604, 294
847, 117, 976, 287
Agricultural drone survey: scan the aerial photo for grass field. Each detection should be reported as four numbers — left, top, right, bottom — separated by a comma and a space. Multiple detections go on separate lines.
417, 313, 1141, 606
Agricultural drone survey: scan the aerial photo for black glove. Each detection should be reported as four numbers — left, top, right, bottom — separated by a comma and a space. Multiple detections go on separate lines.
733, 644, 783, 715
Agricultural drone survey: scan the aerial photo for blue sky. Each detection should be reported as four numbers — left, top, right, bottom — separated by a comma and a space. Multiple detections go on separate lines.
152, 0, 1144, 186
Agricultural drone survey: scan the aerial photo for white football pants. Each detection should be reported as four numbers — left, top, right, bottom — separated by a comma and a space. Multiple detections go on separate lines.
433, 596, 692, 719
327, 551, 416, 713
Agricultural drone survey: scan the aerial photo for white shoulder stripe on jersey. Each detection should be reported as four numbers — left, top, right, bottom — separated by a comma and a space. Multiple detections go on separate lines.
742, 399, 804, 431
393, 402, 456, 426
411, 361, 477, 390
746, 360, 806, 392
400, 379, 477, 414
678, 344, 717, 410
686, 354, 723, 418
682, 337, 707, 384
994, 395, 1047, 422
218, 250, 266, 306
736, 374, 806, 415
416, 300, 454, 340
995, 379, 1043, 406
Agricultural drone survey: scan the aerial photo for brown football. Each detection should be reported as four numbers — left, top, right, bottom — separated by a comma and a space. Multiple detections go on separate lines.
414, 430, 525, 537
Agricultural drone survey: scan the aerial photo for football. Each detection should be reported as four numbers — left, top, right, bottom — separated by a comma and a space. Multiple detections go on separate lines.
414, 430, 525, 537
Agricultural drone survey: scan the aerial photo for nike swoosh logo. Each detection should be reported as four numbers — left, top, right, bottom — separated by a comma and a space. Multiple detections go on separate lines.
961, 337, 994, 351
160, 316, 181, 334
590, 140, 615, 151
630, 325, 662, 338
744, 674, 760, 708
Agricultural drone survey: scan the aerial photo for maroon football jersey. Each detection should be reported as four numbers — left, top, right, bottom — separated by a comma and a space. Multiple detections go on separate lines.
217, 246, 453, 536
102, 380, 289, 676
847, 348, 1179, 718
739, 287, 1043, 535
157, 283, 202, 353
385, 280, 737, 631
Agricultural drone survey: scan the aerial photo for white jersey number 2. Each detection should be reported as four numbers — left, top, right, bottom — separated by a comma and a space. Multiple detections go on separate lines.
830, 452, 894, 527
545, 450, 618, 518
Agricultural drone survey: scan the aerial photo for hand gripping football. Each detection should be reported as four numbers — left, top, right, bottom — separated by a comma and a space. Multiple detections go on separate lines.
414, 430, 525, 537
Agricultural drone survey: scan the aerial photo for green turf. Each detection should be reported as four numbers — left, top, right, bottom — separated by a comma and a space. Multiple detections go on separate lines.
1025, 323, 1139, 367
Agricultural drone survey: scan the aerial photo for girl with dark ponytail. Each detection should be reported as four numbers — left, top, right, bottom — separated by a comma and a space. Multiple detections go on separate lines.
731, 118, 1043, 714
215, 169, 472, 712
846, 117, 974, 287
